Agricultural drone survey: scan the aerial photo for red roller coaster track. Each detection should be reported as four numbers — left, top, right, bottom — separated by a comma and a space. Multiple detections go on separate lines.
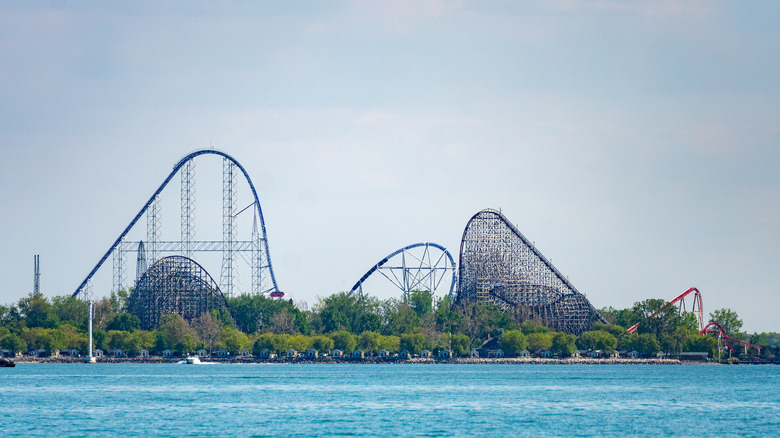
627, 287, 761, 356
627, 287, 704, 334
700, 321, 761, 355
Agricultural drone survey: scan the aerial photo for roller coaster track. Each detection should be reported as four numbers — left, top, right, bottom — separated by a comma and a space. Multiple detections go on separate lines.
72, 149, 278, 297
349, 242, 456, 297
700, 321, 762, 356
627, 287, 704, 334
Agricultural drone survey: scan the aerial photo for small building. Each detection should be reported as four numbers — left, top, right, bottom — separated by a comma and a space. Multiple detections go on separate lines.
305, 349, 319, 359
378, 349, 391, 358
618, 350, 639, 359
258, 349, 271, 359
519, 349, 531, 358
0, 349, 11, 358
398, 350, 410, 360
110, 349, 125, 358
163, 349, 173, 358
217, 349, 229, 358
286, 349, 298, 359
420, 350, 432, 358
139, 349, 150, 358
28, 349, 48, 357
332, 349, 344, 358
352, 350, 365, 359
469, 349, 480, 358
94, 349, 104, 358
61, 348, 80, 357
439, 350, 453, 359
539, 350, 553, 359
241, 349, 252, 358
197, 349, 208, 358
487, 349, 504, 358
680, 352, 708, 361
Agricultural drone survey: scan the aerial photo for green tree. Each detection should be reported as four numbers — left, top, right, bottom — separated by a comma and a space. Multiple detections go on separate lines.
450, 333, 472, 357
382, 299, 421, 336
408, 290, 433, 318
551, 332, 577, 356
619, 333, 660, 356
400, 333, 429, 355
253, 333, 288, 355
358, 331, 382, 352
0, 333, 27, 354
709, 309, 743, 338
158, 314, 197, 352
527, 332, 553, 352
500, 330, 528, 356
329, 331, 357, 353
50, 295, 88, 329
576, 330, 617, 353
107, 313, 141, 332
222, 327, 250, 354
17, 292, 58, 328
311, 335, 334, 353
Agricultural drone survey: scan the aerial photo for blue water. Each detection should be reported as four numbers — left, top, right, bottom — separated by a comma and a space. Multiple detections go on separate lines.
1, 364, 778, 437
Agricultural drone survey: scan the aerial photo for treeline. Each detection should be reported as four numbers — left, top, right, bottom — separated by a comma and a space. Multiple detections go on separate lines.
1, 290, 778, 360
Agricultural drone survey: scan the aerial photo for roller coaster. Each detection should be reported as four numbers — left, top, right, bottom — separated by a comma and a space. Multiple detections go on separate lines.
456, 209, 605, 335
627, 287, 761, 356
71, 149, 278, 326
71, 149, 743, 340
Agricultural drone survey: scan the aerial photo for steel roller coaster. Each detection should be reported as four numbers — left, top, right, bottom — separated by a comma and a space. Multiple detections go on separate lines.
72, 149, 279, 310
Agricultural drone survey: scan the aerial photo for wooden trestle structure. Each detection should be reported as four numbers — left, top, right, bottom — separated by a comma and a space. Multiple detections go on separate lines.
457, 209, 605, 335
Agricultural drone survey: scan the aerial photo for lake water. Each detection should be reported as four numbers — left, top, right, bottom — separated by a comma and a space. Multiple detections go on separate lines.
1, 363, 778, 437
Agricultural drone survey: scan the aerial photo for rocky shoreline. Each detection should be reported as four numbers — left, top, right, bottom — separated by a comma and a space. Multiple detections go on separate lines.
10, 356, 727, 365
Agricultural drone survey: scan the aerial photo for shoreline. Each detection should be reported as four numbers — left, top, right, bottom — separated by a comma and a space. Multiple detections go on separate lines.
10, 356, 753, 365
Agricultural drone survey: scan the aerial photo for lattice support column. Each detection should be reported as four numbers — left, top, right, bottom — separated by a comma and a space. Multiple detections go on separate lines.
181, 159, 195, 259
221, 159, 237, 298
112, 239, 127, 292
251, 211, 265, 295
147, 194, 161, 266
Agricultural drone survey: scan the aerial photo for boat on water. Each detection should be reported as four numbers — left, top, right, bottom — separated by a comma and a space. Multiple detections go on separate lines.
184, 356, 202, 364
0, 358, 16, 367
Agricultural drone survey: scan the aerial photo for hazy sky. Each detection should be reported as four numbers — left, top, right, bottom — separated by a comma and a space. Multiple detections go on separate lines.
1, 1, 778, 333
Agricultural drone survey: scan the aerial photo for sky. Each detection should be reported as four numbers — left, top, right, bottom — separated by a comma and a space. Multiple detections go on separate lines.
1, 1, 778, 333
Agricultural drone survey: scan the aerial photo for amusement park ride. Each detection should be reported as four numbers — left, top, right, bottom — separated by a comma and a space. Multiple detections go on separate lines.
627, 287, 761, 356
69, 149, 754, 351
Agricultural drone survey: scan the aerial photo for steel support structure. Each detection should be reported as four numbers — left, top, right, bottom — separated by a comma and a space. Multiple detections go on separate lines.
181, 158, 195, 259
73, 149, 280, 299
112, 238, 127, 292
146, 194, 161, 267
221, 158, 237, 298
252, 213, 264, 295
349, 242, 457, 299
457, 209, 604, 335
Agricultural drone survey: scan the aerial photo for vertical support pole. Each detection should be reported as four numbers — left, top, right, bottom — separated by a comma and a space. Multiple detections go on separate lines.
33, 254, 40, 294
147, 194, 161, 266
221, 158, 236, 298
181, 159, 195, 259
88, 300, 94, 359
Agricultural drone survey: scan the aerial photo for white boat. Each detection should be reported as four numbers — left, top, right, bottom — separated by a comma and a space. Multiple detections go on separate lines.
184, 356, 201, 364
